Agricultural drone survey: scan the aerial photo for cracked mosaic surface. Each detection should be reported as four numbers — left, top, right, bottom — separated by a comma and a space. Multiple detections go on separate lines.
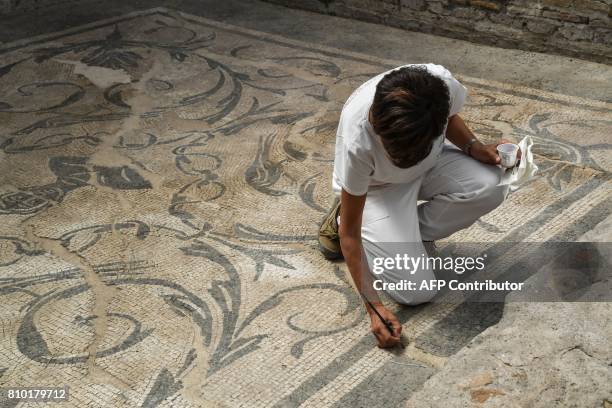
0, 8, 611, 407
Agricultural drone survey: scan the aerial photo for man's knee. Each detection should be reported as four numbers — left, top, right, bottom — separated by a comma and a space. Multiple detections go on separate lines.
471, 167, 508, 213
476, 184, 507, 213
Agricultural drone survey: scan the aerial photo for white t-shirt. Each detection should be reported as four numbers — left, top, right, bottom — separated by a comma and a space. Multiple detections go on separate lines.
332, 63, 468, 196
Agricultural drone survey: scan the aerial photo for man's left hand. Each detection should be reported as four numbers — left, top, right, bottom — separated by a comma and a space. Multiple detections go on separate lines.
470, 139, 520, 165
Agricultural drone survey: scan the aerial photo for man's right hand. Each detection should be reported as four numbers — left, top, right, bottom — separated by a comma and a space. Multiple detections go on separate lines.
368, 304, 402, 348
338, 189, 402, 348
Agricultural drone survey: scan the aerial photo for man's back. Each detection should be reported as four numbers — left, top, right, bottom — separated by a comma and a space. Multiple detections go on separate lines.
332, 63, 468, 196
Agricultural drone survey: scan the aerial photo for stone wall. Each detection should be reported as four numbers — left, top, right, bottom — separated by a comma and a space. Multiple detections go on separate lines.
261, 0, 612, 64
1, 0, 86, 15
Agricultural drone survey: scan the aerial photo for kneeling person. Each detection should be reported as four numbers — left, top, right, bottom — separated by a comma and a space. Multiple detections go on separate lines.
318, 64, 509, 348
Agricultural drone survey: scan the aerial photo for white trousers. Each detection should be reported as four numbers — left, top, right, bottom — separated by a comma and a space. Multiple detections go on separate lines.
358, 145, 508, 305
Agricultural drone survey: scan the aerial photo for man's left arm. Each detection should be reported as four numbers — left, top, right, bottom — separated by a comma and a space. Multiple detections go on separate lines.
445, 114, 508, 165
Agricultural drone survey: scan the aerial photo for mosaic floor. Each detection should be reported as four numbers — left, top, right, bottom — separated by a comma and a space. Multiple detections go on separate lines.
0, 8, 611, 407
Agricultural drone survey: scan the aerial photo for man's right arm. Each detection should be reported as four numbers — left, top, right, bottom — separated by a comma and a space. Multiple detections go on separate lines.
339, 188, 401, 348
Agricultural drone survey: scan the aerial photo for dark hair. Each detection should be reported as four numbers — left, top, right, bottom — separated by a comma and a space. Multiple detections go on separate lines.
370, 66, 450, 168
